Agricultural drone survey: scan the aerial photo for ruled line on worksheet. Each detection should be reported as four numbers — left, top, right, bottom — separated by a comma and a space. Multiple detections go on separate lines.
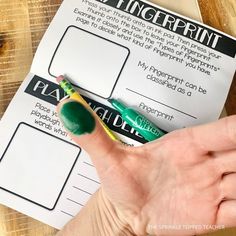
66, 197, 84, 207
83, 161, 94, 167
126, 88, 197, 119
77, 173, 100, 184
73, 186, 92, 196
60, 210, 74, 218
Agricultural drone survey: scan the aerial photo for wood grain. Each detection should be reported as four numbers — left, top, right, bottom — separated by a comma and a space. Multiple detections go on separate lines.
198, 0, 236, 116
0, 1, 235, 236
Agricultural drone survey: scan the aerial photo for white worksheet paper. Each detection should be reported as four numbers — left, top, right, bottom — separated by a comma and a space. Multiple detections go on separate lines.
0, 0, 235, 229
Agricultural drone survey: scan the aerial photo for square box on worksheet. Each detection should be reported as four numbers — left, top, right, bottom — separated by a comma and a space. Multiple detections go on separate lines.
49, 25, 130, 99
0, 123, 80, 210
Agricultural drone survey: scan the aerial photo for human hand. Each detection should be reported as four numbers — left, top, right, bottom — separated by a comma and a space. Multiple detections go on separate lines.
57, 100, 236, 236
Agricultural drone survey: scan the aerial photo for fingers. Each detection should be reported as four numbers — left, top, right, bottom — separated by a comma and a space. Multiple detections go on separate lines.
221, 173, 236, 200
217, 200, 236, 228
187, 115, 236, 153
57, 99, 122, 173
215, 150, 236, 174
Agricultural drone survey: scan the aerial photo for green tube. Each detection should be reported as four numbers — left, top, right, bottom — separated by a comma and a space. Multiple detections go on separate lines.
108, 99, 165, 142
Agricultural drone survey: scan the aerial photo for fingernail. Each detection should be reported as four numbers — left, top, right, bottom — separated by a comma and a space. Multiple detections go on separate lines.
59, 101, 96, 136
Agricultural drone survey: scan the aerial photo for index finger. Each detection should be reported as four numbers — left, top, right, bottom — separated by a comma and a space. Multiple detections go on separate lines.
187, 115, 236, 152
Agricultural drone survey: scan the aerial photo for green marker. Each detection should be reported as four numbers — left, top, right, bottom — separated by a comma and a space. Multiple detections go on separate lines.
108, 99, 165, 142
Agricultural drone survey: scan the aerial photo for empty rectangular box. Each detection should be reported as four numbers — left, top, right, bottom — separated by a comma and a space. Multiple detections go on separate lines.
0, 123, 80, 210
49, 26, 130, 99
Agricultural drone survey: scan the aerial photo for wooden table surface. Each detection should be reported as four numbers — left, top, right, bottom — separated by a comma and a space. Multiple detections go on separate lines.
0, 0, 235, 235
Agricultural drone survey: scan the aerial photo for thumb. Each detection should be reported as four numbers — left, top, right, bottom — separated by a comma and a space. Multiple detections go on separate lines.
57, 99, 121, 172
